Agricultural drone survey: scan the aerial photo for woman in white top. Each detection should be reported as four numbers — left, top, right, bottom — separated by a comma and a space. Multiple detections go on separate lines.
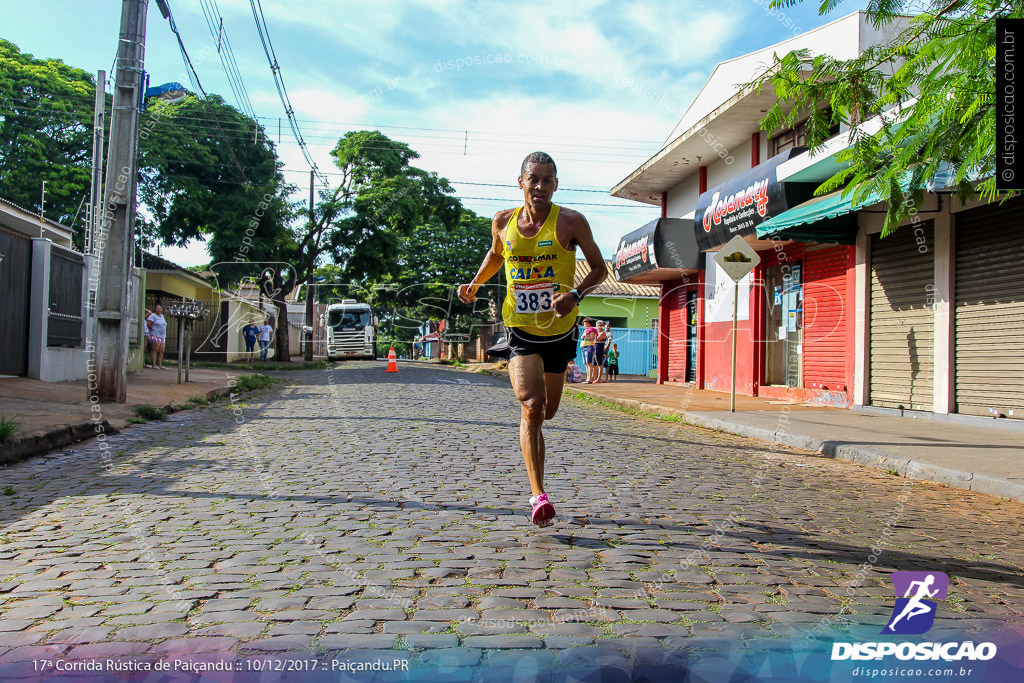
146, 304, 168, 369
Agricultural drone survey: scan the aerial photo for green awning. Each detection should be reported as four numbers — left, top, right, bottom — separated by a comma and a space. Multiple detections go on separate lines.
754, 188, 880, 244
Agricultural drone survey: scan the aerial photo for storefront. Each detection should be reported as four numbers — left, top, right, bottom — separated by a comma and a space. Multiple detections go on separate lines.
613, 148, 859, 405
953, 198, 1024, 418
611, 217, 702, 384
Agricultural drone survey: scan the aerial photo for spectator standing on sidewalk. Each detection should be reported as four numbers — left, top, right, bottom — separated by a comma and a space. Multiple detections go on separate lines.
606, 343, 620, 382
594, 321, 608, 383
580, 318, 598, 383
258, 318, 274, 362
242, 318, 259, 362
146, 305, 168, 370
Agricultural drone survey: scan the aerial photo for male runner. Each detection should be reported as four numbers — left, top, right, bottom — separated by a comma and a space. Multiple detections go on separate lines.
458, 152, 606, 526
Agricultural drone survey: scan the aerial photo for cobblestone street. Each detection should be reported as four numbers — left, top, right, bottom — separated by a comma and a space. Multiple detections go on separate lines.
1, 362, 1022, 678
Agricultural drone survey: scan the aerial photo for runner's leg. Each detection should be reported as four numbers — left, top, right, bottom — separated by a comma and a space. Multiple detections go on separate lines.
544, 371, 566, 420
509, 353, 547, 497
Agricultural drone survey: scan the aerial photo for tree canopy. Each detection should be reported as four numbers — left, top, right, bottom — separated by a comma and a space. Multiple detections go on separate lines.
758, 0, 1020, 234
137, 93, 294, 277
0, 39, 97, 237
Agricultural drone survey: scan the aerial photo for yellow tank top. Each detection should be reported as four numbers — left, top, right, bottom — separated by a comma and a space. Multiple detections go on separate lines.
501, 204, 577, 336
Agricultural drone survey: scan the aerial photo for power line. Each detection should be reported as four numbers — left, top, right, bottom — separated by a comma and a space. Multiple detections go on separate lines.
248, 0, 329, 188
198, 0, 257, 120
252, 115, 665, 146
4, 92, 662, 150
160, 2, 250, 183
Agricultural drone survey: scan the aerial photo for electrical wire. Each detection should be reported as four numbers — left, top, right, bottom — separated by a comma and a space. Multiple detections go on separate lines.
198, 0, 257, 120
160, 3, 250, 184
248, 0, 329, 188
4, 92, 663, 151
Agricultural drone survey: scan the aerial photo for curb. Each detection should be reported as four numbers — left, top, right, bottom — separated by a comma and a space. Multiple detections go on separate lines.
0, 420, 115, 467
569, 387, 1024, 504
0, 381, 246, 468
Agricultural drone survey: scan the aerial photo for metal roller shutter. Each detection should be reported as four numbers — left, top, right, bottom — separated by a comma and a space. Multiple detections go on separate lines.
666, 285, 687, 382
955, 200, 1024, 418
803, 245, 850, 392
869, 223, 934, 410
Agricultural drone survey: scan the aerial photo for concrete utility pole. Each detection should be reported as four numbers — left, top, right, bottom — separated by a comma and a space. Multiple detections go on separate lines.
87, 69, 106, 256
92, 0, 148, 402
304, 169, 315, 361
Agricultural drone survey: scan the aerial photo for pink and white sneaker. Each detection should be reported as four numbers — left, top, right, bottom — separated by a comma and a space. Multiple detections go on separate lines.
529, 494, 556, 527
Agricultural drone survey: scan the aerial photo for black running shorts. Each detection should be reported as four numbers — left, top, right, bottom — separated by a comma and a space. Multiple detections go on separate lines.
508, 325, 579, 374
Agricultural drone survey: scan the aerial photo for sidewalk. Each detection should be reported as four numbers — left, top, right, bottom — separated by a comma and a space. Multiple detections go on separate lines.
0, 366, 240, 465
570, 375, 1024, 504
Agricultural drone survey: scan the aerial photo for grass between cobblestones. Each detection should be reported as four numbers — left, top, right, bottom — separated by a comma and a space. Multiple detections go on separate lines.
129, 373, 280, 424
3, 362, 1020, 662
565, 391, 684, 423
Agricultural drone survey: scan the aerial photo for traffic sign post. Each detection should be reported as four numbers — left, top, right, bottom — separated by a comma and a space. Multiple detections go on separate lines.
713, 236, 761, 412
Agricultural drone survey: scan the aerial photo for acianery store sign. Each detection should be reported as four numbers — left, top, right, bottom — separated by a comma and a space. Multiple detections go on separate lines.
694, 147, 815, 251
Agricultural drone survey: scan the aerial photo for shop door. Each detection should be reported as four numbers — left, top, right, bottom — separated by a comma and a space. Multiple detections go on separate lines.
765, 261, 803, 386
955, 200, 1024, 417
869, 223, 934, 410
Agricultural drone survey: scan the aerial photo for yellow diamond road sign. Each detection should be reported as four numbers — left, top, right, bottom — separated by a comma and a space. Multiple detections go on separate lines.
714, 235, 761, 282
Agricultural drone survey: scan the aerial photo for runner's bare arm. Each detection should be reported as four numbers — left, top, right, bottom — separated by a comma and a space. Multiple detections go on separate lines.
552, 210, 606, 317
458, 210, 511, 303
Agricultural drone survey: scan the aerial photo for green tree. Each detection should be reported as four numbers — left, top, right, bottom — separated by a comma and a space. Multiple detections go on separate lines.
308, 131, 462, 281
137, 93, 297, 358
757, 1, 1020, 235
0, 39, 97, 239
378, 209, 497, 347
284, 131, 463, 356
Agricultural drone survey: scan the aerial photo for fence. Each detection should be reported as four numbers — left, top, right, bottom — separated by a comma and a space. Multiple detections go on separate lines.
0, 228, 31, 374
574, 326, 656, 376
47, 246, 84, 346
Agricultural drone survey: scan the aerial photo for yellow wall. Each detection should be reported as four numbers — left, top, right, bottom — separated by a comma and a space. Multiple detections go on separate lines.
144, 272, 214, 302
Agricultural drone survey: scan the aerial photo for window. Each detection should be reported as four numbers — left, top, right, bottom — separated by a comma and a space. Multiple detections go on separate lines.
328, 310, 371, 330
771, 109, 840, 156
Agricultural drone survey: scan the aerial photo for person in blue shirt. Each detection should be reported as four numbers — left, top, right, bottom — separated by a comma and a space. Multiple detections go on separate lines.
242, 318, 259, 362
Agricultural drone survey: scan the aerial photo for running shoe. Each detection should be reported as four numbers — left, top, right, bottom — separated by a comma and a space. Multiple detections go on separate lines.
530, 493, 556, 527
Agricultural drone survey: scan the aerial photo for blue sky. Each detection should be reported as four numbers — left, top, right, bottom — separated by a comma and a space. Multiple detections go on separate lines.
2, 0, 860, 266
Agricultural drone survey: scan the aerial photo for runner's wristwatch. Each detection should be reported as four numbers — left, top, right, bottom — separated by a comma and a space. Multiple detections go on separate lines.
571, 289, 584, 303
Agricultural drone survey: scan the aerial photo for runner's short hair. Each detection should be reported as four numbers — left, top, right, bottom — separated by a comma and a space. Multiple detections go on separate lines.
521, 151, 556, 177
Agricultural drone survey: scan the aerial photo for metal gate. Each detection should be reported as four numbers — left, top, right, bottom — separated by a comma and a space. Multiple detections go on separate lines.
575, 326, 655, 376
803, 244, 850, 392
955, 200, 1024, 417
869, 222, 934, 410
665, 285, 688, 382
47, 246, 84, 347
0, 228, 31, 374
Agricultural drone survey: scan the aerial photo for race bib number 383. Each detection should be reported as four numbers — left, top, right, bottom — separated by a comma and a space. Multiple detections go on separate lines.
513, 282, 555, 314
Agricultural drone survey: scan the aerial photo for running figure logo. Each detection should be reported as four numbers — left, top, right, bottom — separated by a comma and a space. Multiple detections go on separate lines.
882, 571, 949, 635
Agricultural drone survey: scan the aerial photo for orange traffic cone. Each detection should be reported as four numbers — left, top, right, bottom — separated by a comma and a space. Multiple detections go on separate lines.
385, 347, 398, 373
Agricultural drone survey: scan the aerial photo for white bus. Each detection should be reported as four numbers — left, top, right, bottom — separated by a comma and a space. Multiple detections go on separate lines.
325, 300, 377, 360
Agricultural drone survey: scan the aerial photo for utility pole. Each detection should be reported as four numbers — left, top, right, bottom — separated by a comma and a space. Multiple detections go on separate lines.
92, 0, 148, 402
304, 169, 315, 361
88, 69, 106, 255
